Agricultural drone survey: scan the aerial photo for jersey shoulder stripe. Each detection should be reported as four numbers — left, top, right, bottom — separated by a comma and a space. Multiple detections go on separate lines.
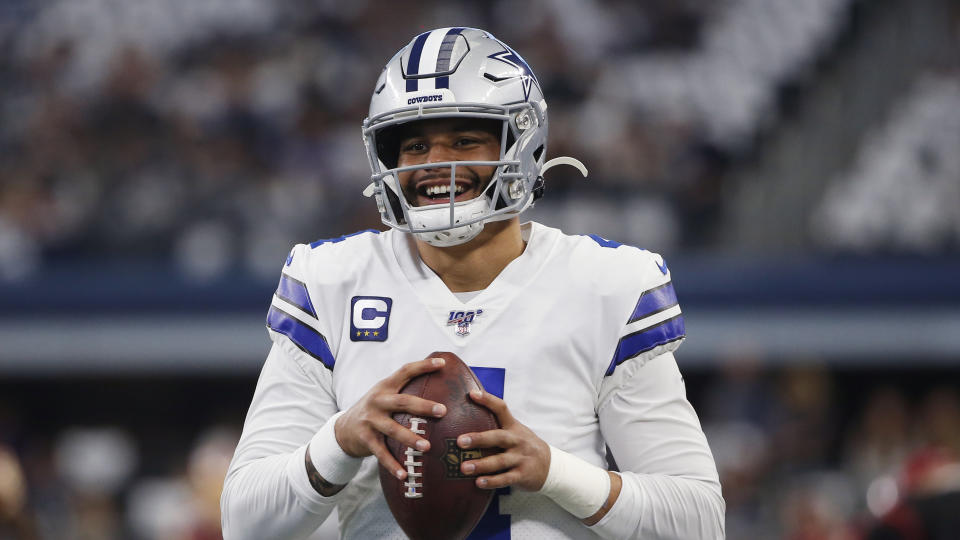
275, 273, 317, 319
607, 314, 685, 375
598, 245, 685, 376
269, 232, 387, 368
266, 305, 335, 370
627, 280, 678, 324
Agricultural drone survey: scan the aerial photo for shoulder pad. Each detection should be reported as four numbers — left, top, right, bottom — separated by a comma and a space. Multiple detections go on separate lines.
265, 243, 335, 369
598, 245, 684, 376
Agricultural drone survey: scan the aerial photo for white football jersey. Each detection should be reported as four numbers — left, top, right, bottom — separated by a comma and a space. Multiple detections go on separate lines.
223, 222, 724, 540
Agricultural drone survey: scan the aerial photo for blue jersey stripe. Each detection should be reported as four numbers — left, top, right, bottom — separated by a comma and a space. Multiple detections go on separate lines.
309, 229, 379, 248
607, 315, 685, 376
584, 233, 623, 248
470, 367, 505, 399
405, 31, 430, 92
276, 273, 317, 319
628, 281, 678, 324
434, 27, 464, 89
266, 306, 335, 369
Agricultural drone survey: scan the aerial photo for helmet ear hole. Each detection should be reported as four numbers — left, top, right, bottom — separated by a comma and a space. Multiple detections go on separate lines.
533, 145, 544, 162
383, 184, 406, 225
494, 182, 510, 210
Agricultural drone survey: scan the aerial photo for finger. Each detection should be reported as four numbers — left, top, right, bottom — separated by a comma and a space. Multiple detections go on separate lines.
375, 417, 433, 453
368, 438, 407, 481
373, 393, 446, 418
461, 452, 518, 476
458, 429, 514, 450
469, 389, 514, 426
387, 356, 445, 388
476, 470, 521, 490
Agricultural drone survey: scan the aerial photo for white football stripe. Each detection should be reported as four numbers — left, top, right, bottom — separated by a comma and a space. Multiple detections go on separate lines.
418, 27, 450, 88
622, 304, 682, 337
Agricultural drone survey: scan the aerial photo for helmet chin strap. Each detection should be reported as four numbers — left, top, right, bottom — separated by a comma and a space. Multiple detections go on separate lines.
410, 195, 488, 247
415, 224, 483, 247
361, 157, 587, 199
414, 157, 588, 248
362, 156, 588, 248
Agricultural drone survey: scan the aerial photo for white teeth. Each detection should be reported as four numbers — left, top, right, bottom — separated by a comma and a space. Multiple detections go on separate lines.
425, 185, 466, 197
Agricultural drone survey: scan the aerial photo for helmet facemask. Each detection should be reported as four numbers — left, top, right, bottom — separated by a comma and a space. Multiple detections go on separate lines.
360, 27, 586, 247
363, 102, 546, 247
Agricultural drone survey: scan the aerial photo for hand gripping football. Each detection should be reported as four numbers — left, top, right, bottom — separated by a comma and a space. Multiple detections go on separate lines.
379, 351, 501, 540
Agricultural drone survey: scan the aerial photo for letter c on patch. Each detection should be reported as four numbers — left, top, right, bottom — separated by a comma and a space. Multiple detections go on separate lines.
353, 298, 387, 328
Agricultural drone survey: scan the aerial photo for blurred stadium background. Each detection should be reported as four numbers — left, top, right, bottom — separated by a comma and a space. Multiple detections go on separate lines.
1, 0, 959, 538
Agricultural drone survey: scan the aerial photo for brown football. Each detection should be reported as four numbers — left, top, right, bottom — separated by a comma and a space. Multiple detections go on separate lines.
378, 351, 501, 540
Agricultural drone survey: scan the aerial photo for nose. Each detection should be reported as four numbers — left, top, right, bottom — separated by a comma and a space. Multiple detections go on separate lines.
424, 143, 456, 166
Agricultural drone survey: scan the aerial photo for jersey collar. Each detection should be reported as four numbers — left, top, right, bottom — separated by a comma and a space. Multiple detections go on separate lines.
388, 222, 559, 341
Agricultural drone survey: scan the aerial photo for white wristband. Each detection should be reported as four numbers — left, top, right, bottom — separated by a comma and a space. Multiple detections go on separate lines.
536, 445, 611, 519
307, 411, 363, 486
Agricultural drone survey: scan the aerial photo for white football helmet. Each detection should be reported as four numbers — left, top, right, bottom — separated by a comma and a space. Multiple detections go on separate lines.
362, 27, 587, 247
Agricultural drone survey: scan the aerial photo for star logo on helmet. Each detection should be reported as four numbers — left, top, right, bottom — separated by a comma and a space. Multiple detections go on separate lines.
487, 48, 541, 101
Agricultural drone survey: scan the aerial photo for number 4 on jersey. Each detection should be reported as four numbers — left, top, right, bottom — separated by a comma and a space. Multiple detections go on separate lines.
468, 367, 511, 540
467, 367, 510, 540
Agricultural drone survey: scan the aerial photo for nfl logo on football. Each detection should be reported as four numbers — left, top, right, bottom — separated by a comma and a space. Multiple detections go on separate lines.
447, 309, 483, 337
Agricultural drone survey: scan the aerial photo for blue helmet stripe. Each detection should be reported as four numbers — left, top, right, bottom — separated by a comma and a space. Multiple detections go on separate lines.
606, 315, 685, 376
266, 306, 335, 369
275, 273, 318, 319
434, 27, 464, 89
405, 31, 430, 92
627, 281, 678, 324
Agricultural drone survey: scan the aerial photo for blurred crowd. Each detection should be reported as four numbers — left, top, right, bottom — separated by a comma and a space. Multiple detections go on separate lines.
0, 423, 235, 540
814, 72, 960, 254
702, 357, 960, 539
1, 364, 958, 540
0, 0, 869, 283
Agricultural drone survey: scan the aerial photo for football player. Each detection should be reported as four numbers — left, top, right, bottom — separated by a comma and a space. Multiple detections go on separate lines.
222, 27, 725, 539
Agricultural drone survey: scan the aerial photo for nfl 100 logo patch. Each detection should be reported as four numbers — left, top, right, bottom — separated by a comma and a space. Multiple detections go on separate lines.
446, 309, 483, 337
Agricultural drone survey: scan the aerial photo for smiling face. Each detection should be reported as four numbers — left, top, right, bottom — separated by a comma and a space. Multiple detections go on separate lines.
394, 118, 502, 208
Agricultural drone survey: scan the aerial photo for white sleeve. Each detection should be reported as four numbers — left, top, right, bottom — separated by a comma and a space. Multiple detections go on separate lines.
220, 338, 347, 540
592, 351, 725, 539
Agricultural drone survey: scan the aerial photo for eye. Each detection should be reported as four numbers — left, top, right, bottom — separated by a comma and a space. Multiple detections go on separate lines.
402, 141, 427, 153
455, 137, 478, 147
